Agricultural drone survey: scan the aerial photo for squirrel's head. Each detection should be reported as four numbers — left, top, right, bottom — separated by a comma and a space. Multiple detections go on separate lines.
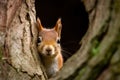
37, 18, 62, 57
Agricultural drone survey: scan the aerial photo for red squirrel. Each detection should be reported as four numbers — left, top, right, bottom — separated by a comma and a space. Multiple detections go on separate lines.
37, 18, 63, 78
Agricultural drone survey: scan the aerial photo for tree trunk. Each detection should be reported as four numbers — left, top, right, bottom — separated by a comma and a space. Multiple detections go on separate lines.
0, 0, 47, 80
52, 0, 120, 80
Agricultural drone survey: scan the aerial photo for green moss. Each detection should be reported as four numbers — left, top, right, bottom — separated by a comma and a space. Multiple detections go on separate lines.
74, 67, 86, 80
113, 0, 120, 13
90, 39, 100, 56
74, 66, 103, 80
91, 45, 100, 56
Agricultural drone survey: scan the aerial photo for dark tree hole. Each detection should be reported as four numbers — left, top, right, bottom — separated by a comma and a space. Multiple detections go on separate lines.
35, 0, 89, 62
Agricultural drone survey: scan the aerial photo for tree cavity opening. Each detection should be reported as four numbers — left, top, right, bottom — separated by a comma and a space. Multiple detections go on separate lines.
35, 0, 89, 62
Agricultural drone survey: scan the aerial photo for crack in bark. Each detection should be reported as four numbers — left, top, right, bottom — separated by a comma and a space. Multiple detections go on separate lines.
21, 27, 25, 55
96, 0, 113, 42
88, 0, 98, 14
18, 15, 22, 23
90, 0, 114, 56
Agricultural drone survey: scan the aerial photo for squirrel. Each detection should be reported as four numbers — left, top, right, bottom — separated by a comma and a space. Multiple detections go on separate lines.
37, 18, 63, 78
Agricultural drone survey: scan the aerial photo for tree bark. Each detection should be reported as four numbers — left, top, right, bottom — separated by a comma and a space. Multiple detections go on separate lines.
0, 0, 47, 80
51, 0, 120, 80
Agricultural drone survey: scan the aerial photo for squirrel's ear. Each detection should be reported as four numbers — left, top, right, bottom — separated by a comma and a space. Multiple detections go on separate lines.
37, 17, 43, 31
54, 18, 62, 37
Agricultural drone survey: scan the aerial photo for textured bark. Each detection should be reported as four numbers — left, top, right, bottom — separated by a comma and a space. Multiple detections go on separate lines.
51, 0, 120, 80
0, 0, 47, 80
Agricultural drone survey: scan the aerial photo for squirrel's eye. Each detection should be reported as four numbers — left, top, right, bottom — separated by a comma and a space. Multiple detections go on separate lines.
37, 37, 42, 43
57, 39, 60, 44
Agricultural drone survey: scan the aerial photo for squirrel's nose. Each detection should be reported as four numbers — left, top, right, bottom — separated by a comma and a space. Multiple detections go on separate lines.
46, 48, 52, 54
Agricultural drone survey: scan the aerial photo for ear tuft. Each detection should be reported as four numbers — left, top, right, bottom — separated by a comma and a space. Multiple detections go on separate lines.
54, 18, 62, 37
37, 17, 43, 31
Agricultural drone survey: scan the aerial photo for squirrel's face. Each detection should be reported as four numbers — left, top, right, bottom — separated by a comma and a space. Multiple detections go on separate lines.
37, 18, 62, 57
37, 29, 61, 57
